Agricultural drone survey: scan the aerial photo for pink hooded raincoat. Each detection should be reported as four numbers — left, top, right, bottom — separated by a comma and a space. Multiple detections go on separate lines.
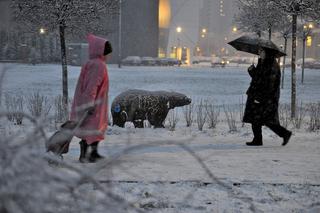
70, 34, 109, 144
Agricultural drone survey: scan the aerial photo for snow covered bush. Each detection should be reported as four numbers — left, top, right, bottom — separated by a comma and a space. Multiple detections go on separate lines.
27, 91, 51, 119
308, 102, 320, 132
0, 112, 145, 213
239, 96, 245, 127
223, 105, 237, 132
54, 95, 68, 124
279, 103, 291, 128
4, 93, 24, 125
292, 101, 307, 129
4, 94, 14, 122
183, 102, 194, 127
196, 100, 207, 131
206, 101, 220, 129
167, 109, 179, 131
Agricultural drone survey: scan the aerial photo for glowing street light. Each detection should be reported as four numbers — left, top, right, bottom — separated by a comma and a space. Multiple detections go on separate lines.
301, 22, 314, 84
202, 28, 207, 33
176, 26, 182, 33
232, 27, 237, 32
201, 34, 205, 38
39, 28, 46, 34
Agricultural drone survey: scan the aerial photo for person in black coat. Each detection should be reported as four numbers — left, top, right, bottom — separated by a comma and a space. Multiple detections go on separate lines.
243, 47, 292, 146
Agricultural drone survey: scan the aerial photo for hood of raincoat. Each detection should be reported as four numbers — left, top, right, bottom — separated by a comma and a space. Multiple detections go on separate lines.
87, 34, 108, 59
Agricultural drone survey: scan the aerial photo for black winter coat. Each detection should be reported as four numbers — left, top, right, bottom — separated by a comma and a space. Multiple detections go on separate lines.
243, 58, 281, 125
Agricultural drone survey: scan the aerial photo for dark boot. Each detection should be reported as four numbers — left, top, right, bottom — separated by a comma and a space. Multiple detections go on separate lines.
282, 131, 292, 146
89, 142, 104, 163
247, 124, 263, 146
79, 140, 88, 163
246, 138, 263, 146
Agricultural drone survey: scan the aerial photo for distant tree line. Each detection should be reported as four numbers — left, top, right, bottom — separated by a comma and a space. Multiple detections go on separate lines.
0, 28, 61, 63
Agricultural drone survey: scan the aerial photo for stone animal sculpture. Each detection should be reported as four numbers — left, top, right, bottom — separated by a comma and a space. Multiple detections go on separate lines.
111, 89, 192, 128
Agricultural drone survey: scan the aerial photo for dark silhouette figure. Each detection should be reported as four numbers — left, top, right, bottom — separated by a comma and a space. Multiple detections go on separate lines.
243, 48, 292, 146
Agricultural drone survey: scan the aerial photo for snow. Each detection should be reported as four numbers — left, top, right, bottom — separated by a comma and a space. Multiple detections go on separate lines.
2, 63, 320, 106
1, 63, 320, 212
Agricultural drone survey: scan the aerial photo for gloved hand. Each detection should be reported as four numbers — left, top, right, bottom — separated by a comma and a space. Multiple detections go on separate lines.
248, 64, 255, 72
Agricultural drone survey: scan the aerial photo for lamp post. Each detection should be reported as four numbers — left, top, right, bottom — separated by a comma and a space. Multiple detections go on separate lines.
118, 0, 122, 68
176, 26, 182, 60
301, 23, 313, 84
200, 28, 207, 56
39, 27, 46, 62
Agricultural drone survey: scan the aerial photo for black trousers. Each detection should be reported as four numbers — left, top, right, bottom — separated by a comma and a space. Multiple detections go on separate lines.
252, 123, 289, 141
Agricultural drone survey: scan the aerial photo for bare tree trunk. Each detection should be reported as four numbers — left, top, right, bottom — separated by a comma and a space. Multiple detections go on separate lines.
291, 14, 297, 118
301, 37, 306, 84
268, 27, 272, 40
40, 35, 44, 62
281, 37, 288, 89
59, 23, 69, 114
49, 35, 54, 62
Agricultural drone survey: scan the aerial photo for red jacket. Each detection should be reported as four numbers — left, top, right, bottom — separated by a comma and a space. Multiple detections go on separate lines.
70, 34, 109, 144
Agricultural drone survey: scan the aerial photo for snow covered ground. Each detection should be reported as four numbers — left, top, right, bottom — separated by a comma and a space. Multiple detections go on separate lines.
2, 63, 320, 106
1, 63, 320, 212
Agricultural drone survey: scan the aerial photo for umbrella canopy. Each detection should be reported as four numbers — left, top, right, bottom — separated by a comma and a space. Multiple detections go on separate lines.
228, 35, 286, 57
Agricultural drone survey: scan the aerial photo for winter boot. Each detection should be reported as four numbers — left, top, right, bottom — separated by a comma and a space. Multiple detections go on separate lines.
282, 131, 292, 146
89, 142, 104, 163
79, 140, 88, 163
246, 138, 263, 146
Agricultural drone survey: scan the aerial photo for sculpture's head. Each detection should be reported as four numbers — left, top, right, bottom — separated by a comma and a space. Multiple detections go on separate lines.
111, 104, 127, 127
168, 92, 191, 109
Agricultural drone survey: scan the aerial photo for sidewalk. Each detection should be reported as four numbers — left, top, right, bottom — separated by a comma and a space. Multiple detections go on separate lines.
65, 126, 320, 185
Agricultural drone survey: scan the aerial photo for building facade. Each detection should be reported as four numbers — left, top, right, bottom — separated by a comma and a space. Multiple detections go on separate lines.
0, 0, 160, 64
197, 0, 238, 57
107, 0, 159, 64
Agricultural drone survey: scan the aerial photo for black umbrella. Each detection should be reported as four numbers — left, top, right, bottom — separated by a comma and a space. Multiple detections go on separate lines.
228, 35, 286, 57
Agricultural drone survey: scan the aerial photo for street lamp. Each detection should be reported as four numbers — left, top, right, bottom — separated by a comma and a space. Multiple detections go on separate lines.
118, 0, 122, 68
301, 23, 313, 84
39, 28, 46, 34
175, 26, 182, 60
39, 28, 46, 62
232, 27, 237, 32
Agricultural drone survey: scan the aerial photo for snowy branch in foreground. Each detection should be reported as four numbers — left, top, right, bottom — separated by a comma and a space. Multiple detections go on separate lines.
0, 110, 264, 212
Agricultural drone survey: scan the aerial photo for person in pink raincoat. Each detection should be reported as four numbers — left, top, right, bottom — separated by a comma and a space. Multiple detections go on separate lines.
70, 34, 112, 163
